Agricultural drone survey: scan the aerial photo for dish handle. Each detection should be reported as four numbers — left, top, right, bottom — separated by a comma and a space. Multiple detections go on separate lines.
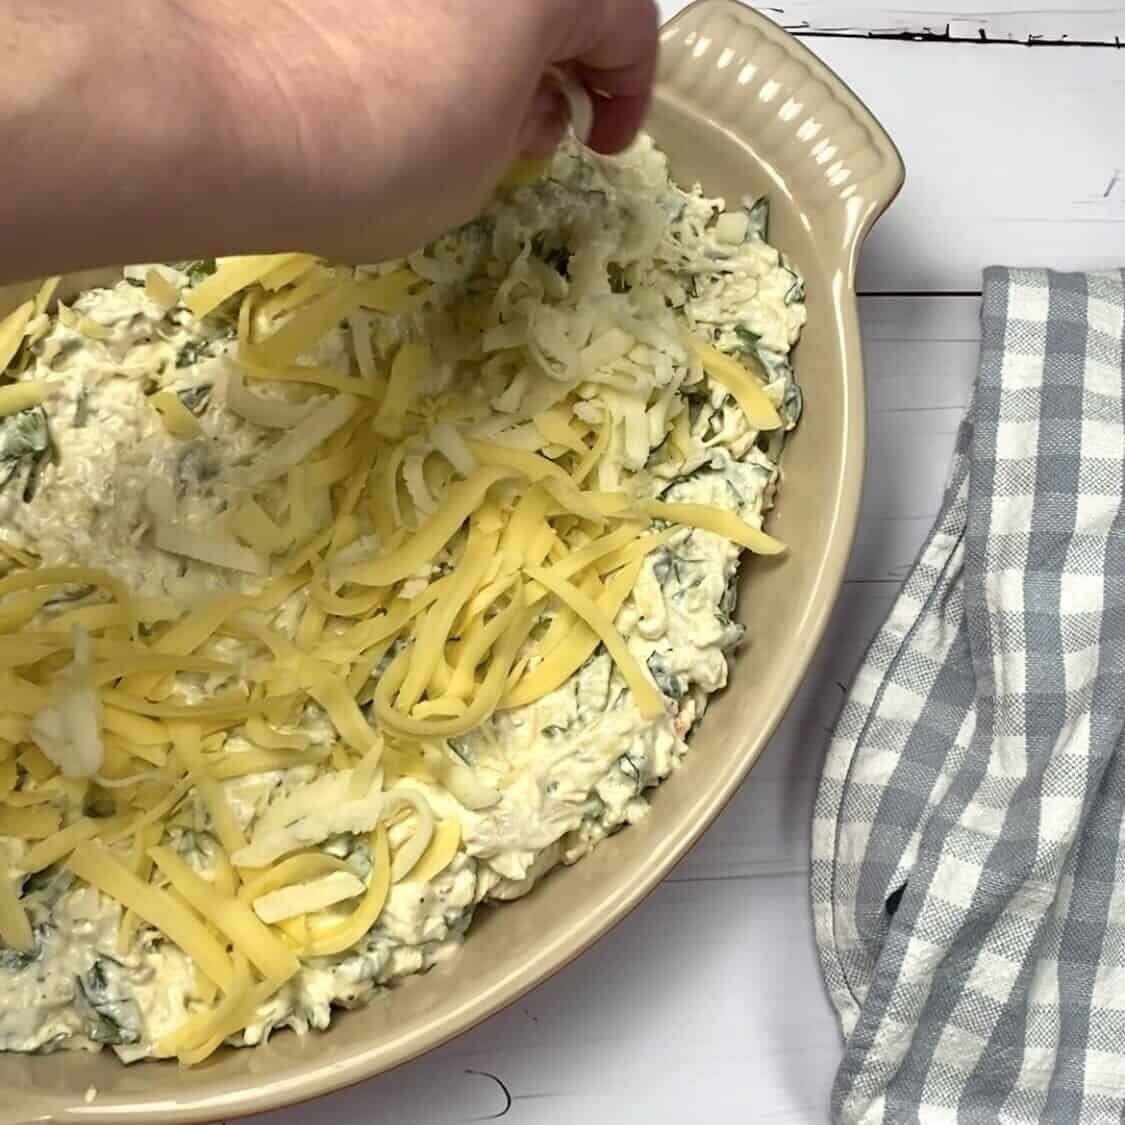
658, 0, 905, 284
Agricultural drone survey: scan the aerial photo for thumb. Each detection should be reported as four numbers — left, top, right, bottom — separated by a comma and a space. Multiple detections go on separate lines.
517, 82, 569, 158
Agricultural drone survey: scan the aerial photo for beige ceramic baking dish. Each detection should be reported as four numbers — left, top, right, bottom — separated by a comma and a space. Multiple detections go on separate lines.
0, 2, 902, 1120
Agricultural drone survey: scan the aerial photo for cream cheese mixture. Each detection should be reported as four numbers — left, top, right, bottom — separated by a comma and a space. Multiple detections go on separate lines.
0, 136, 804, 1061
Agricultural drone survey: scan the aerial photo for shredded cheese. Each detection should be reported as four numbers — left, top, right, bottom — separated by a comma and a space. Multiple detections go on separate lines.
0, 380, 55, 417
68, 846, 234, 990
0, 854, 32, 952
0, 162, 801, 1068
252, 871, 365, 924
148, 846, 299, 985
0, 301, 34, 374
304, 826, 390, 957
685, 335, 783, 431
523, 565, 665, 718
635, 499, 785, 555
401, 818, 460, 884
187, 254, 302, 320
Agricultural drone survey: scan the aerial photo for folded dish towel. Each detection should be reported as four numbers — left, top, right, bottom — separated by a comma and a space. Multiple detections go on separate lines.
812, 268, 1125, 1123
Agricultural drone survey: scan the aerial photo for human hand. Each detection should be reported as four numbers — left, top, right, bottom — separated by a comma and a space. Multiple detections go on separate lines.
191, 0, 660, 262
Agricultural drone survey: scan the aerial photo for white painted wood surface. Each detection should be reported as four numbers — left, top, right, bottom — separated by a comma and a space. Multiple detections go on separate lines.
247, 7, 1123, 1123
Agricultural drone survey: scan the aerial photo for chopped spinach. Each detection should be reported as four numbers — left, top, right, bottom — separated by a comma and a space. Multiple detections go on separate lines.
781, 380, 803, 428
184, 258, 217, 283
782, 260, 805, 305
0, 405, 51, 499
174, 444, 218, 496
652, 544, 709, 593
0, 918, 39, 971
723, 477, 747, 510
541, 724, 570, 739
747, 195, 770, 241
77, 960, 140, 1046
720, 578, 739, 619
463, 214, 496, 240
618, 752, 644, 796
177, 383, 212, 416
701, 405, 725, 442
175, 339, 212, 369
755, 346, 792, 384
646, 653, 687, 700
531, 234, 571, 278
21, 864, 73, 900
608, 264, 631, 294
88, 959, 108, 992
733, 325, 762, 356
446, 736, 472, 764
73, 388, 89, 428
123, 277, 145, 289
43, 583, 94, 608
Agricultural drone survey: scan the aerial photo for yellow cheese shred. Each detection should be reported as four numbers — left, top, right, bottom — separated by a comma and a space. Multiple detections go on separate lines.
0, 807, 61, 839
252, 280, 358, 368
304, 825, 390, 957
533, 408, 590, 455
354, 268, 428, 314
374, 601, 537, 737
100, 776, 194, 845
148, 846, 299, 986
503, 562, 640, 709
257, 268, 335, 323
295, 658, 379, 752
20, 816, 104, 873
503, 157, 549, 188
242, 716, 311, 752
372, 341, 426, 437
497, 486, 551, 571
209, 747, 326, 781
169, 723, 246, 859
144, 269, 181, 309
237, 355, 375, 398
0, 853, 32, 952
523, 564, 665, 719
635, 499, 785, 555
238, 852, 354, 903
178, 973, 279, 1066
402, 818, 461, 884
338, 466, 511, 588
228, 498, 290, 555
0, 759, 16, 797
0, 381, 55, 418
102, 687, 288, 723
68, 845, 234, 990
0, 300, 34, 374
397, 522, 496, 710
158, 951, 272, 1064
0, 565, 135, 635
116, 821, 164, 955
186, 254, 301, 320
260, 254, 319, 292
685, 335, 783, 431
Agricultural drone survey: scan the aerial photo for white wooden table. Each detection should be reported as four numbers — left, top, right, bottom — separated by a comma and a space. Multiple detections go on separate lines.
248, 5, 1125, 1122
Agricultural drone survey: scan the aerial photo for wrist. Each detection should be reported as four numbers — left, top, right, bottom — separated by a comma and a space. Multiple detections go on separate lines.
0, 0, 255, 278
180, 1, 376, 246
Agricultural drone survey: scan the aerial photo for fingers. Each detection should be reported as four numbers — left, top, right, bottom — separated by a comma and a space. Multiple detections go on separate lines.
554, 0, 659, 153
518, 84, 569, 157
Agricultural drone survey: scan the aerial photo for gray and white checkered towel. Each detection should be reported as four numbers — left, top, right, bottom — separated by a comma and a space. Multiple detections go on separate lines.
812, 268, 1125, 1123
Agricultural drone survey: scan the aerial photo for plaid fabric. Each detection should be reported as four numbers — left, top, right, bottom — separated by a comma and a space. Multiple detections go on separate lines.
812, 268, 1125, 1123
